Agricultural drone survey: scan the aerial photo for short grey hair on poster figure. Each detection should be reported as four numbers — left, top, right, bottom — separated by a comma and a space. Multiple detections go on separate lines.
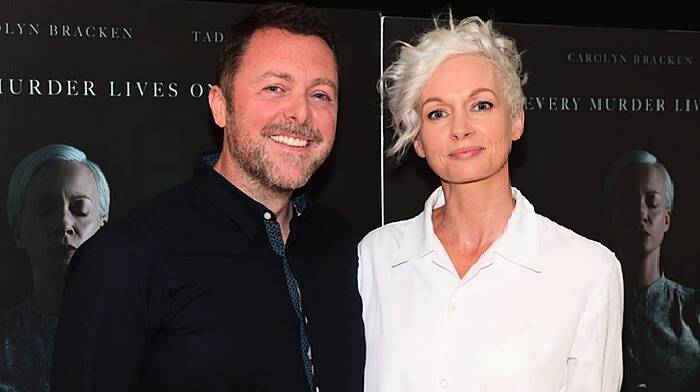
7, 144, 111, 232
603, 149, 674, 212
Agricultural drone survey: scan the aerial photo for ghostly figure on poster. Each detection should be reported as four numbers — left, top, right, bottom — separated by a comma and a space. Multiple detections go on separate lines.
1, 144, 110, 392
604, 149, 700, 391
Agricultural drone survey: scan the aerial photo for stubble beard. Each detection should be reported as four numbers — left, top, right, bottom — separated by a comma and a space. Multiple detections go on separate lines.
226, 117, 332, 197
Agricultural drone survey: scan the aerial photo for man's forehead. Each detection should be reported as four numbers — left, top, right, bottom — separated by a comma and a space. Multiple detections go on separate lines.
250, 27, 331, 46
236, 28, 338, 86
246, 28, 336, 63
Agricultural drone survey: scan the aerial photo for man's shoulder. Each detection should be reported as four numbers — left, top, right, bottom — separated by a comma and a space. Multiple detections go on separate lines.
124, 181, 200, 226
66, 182, 203, 273
307, 203, 350, 224
305, 203, 355, 238
64, 218, 158, 285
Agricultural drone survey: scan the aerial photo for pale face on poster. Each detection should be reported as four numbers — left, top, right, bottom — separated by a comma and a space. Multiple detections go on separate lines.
610, 163, 671, 258
14, 160, 105, 277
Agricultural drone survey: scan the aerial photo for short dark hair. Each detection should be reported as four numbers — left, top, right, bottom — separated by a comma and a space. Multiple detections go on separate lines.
217, 2, 337, 101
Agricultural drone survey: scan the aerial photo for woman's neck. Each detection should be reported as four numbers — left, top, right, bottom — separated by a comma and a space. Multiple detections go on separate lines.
618, 247, 662, 289
434, 174, 515, 278
30, 268, 64, 315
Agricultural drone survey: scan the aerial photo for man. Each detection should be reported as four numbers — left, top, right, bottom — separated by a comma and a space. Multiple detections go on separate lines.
51, 4, 365, 391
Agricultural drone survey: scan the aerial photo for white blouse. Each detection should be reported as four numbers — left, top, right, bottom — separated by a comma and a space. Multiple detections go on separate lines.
359, 187, 623, 392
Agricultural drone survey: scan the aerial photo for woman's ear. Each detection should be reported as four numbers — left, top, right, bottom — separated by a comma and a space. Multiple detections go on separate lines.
414, 138, 426, 158
511, 108, 525, 141
13, 221, 25, 249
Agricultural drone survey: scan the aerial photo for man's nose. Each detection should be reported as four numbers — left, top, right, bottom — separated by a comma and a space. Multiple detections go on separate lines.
282, 93, 311, 125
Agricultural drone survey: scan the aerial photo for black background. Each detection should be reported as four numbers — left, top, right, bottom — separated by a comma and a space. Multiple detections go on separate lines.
207, 0, 700, 32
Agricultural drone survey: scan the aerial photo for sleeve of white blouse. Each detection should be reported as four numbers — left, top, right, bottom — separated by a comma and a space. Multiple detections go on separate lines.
356, 239, 372, 317
357, 243, 365, 299
566, 252, 624, 392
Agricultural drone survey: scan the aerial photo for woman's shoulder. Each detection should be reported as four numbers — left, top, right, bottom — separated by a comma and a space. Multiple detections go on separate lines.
358, 211, 429, 266
361, 212, 425, 243
513, 188, 617, 271
662, 276, 699, 299
533, 212, 618, 272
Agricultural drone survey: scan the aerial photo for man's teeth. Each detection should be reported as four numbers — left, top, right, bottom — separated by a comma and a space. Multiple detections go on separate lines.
270, 135, 309, 147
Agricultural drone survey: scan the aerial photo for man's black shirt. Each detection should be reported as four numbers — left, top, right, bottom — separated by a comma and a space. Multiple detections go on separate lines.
51, 154, 365, 392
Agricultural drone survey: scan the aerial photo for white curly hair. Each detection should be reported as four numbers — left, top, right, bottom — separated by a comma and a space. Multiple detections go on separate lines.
381, 13, 527, 160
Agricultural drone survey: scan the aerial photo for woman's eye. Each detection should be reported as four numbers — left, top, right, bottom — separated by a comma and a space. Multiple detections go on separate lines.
70, 200, 91, 217
427, 110, 447, 120
645, 194, 662, 208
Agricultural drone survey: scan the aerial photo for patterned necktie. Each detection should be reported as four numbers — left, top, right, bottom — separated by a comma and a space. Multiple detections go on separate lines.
263, 210, 315, 392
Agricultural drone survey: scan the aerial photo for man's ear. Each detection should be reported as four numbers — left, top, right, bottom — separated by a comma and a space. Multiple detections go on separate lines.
664, 209, 672, 232
208, 86, 229, 128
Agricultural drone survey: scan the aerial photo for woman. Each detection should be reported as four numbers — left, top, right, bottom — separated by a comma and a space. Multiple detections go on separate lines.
1, 144, 110, 392
604, 150, 699, 391
359, 15, 623, 391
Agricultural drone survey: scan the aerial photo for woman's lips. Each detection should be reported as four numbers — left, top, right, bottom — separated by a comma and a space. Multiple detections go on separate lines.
54, 244, 77, 261
449, 146, 484, 159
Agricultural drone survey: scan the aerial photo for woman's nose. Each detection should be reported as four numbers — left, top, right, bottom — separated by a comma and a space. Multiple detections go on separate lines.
60, 206, 76, 236
636, 200, 650, 222
450, 112, 472, 140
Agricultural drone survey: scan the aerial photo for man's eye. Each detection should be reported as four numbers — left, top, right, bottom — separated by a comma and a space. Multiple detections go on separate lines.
473, 101, 493, 111
312, 92, 331, 101
264, 85, 284, 93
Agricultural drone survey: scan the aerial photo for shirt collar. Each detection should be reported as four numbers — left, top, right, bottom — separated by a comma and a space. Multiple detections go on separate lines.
490, 187, 542, 273
392, 186, 542, 273
190, 151, 310, 239
391, 187, 444, 267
